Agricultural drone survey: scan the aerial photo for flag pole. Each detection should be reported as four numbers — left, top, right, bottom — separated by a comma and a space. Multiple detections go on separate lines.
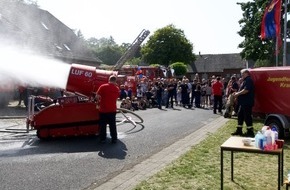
283, 0, 288, 66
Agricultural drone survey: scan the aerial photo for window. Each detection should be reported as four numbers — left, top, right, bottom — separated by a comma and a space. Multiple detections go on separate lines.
55, 44, 62, 51
40, 22, 49, 30
63, 44, 71, 51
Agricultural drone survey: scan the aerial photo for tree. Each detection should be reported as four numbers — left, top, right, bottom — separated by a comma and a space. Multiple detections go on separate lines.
141, 24, 195, 66
95, 46, 122, 65
170, 62, 187, 76
86, 37, 122, 65
237, 1, 275, 63
86, 37, 143, 66
237, 0, 290, 66
75, 29, 85, 40
127, 57, 142, 66
87, 36, 117, 49
255, 59, 272, 67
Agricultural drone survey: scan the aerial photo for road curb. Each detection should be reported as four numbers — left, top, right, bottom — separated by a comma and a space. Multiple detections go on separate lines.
94, 116, 229, 190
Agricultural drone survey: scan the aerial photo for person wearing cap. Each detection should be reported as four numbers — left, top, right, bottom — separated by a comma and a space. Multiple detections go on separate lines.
231, 69, 255, 137
96, 75, 120, 144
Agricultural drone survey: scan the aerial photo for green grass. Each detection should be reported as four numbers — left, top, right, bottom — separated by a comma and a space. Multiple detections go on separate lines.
134, 118, 290, 190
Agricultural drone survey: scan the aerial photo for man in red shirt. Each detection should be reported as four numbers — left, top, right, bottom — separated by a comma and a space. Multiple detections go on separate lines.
211, 76, 224, 114
96, 75, 120, 144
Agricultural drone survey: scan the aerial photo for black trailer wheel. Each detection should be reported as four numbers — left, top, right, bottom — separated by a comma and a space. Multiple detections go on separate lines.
36, 129, 50, 140
36, 130, 42, 139
265, 118, 284, 139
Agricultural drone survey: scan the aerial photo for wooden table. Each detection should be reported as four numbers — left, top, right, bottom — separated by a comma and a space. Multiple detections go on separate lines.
220, 136, 284, 190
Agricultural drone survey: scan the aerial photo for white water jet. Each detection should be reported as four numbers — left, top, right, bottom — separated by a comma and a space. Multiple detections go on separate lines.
0, 46, 71, 90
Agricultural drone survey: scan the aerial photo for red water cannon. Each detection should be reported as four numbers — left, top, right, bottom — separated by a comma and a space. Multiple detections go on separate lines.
27, 63, 119, 139
66, 64, 118, 98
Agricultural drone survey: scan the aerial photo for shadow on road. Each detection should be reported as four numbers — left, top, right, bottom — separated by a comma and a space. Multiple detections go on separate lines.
0, 135, 128, 160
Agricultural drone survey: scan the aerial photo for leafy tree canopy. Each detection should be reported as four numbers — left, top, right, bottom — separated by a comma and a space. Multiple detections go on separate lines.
170, 62, 187, 76
87, 36, 117, 50
237, 1, 274, 62
141, 24, 195, 66
86, 36, 143, 66
237, 0, 290, 66
95, 46, 122, 65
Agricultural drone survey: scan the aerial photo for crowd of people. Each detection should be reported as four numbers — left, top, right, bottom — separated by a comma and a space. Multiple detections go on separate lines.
118, 73, 244, 115
94, 68, 255, 145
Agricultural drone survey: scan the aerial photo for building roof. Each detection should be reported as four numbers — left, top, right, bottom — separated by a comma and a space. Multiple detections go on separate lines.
190, 53, 247, 73
0, 0, 102, 65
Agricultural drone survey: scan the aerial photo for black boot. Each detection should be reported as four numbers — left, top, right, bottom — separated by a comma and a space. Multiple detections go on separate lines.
231, 127, 243, 136
243, 127, 255, 137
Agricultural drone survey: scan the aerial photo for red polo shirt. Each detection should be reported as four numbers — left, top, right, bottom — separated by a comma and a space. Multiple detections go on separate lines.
97, 83, 120, 113
212, 81, 223, 96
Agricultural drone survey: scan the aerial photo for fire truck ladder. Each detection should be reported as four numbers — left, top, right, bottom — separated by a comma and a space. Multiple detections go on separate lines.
112, 29, 150, 71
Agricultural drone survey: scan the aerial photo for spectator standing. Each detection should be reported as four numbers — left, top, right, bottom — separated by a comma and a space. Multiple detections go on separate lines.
172, 78, 178, 106
212, 76, 223, 114
226, 76, 239, 96
228, 76, 239, 112
195, 82, 202, 108
17, 85, 26, 106
190, 79, 197, 107
205, 81, 212, 108
166, 79, 175, 108
176, 86, 182, 106
96, 75, 120, 144
186, 79, 192, 108
200, 80, 207, 108
180, 79, 190, 108
156, 82, 164, 109
231, 69, 255, 137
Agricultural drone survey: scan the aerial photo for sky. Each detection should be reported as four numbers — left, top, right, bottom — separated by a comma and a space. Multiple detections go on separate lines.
36, 0, 250, 55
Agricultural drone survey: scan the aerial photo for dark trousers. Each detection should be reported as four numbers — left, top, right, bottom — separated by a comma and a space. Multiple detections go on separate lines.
191, 92, 196, 105
173, 91, 177, 105
195, 93, 201, 107
167, 93, 174, 107
237, 105, 253, 127
18, 92, 24, 105
213, 95, 222, 113
181, 93, 189, 106
99, 112, 117, 141
157, 96, 162, 109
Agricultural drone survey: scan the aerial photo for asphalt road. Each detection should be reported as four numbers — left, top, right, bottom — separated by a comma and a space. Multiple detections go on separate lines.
0, 106, 220, 190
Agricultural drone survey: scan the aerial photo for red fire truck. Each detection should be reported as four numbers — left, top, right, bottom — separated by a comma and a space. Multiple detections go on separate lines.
118, 65, 165, 80
117, 65, 166, 96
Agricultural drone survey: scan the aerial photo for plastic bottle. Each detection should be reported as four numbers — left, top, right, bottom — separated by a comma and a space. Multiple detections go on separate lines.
255, 131, 263, 148
271, 128, 278, 144
255, 132, 259, 148
261, 134, 266, 150
264, 129, 272, 146
261, 126, 268, 135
